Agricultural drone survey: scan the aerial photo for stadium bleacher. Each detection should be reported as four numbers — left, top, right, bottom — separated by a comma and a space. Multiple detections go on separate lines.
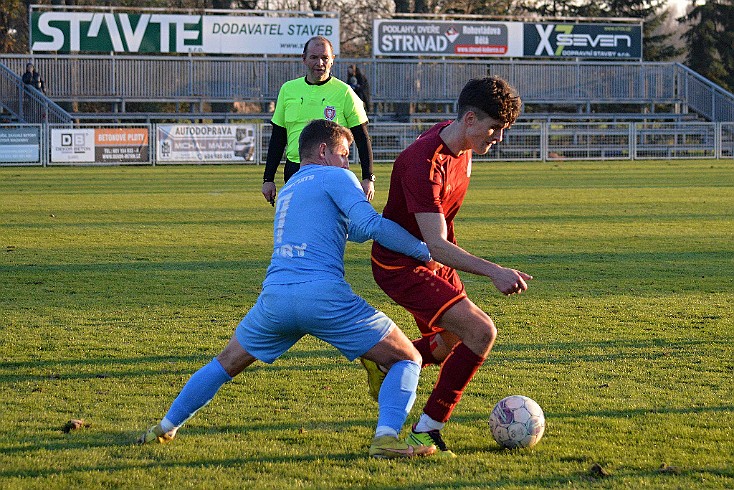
2, 55, 733, 123
1, 54, 734, 162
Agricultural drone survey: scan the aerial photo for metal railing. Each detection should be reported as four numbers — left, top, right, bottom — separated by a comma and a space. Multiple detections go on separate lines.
4, 120, 732, 167
678, 64, 734, 122
1, 55, 734, 122
0, 62, 73, 124
2, 54, 732, 118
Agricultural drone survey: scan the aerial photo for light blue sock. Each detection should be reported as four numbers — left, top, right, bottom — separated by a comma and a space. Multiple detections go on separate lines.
376, 359, 420, 435
163, 357, 233, 429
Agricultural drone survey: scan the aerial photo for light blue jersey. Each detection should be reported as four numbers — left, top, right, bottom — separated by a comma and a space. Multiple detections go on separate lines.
263, 164, 430, 287
236, 164, 430, 364
160, 164, 427, 441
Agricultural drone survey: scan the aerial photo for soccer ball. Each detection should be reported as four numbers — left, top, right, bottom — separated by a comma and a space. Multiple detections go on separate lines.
489, 395, 545, 449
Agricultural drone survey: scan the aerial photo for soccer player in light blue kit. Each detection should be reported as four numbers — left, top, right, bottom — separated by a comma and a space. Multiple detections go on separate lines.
138, 119, 436, 459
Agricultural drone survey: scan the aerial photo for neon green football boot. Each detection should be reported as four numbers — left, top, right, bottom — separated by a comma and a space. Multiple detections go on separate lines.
406, 424, 457, 458
369, 435, 436, 459
359, 357, 386, 402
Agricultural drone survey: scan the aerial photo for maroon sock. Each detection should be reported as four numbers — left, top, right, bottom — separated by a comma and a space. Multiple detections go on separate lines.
423, 342, 485, 423
413, 335, 439, 367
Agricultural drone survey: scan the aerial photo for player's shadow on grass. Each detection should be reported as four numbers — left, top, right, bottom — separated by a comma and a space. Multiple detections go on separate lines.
0, 349, 354, 383
0, 449, 359, 481
0, 420, 374, 470
3, 424, 732, 484
1, 335, 717, 380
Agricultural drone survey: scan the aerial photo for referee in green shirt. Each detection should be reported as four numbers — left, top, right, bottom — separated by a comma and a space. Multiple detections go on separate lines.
262, 36, 376, 204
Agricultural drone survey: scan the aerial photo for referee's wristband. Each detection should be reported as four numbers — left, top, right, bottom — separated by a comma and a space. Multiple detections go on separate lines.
263, 178, 274, 184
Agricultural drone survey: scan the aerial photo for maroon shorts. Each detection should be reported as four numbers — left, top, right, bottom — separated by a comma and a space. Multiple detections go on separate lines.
371, 257, 466, 336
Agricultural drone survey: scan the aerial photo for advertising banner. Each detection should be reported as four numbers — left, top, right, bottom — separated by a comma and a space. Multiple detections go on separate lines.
51, 128, 95, 163
157, 124, 256, 163
374, 19, 642, 60
374, 20, 523, 57
0, 127, 41, 164
50, 128, 150, 164
31, 10, 339, 55
202, 16, 337, 54
523, 23, 642, 59
95, 128, 149, 163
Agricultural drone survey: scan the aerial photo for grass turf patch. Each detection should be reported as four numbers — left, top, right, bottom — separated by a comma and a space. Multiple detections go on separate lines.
1, 161, 732, 489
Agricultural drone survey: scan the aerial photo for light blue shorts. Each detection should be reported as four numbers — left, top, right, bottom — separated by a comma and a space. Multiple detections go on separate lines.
235, 280, 395, 364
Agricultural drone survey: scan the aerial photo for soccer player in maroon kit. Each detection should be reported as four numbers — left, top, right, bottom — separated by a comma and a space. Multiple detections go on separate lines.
365, 76, 531, 457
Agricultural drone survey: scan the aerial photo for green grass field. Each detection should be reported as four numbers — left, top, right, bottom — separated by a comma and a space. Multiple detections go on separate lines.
1, 161, 732, 489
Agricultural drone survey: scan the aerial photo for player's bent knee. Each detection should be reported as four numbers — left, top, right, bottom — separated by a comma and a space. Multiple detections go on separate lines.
463, 313, 496, 352
464, 306, 497, 347
390, 342, 421, 367
367, 329, 421, 368
406, 350, 422, 366
217, 335, 256, 377
476, 319, 497, 349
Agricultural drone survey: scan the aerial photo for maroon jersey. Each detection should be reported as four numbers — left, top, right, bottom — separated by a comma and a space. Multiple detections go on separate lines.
372, 121, 472, 268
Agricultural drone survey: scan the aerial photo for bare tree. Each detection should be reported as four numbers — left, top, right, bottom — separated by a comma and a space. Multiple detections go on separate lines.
0, 0, 26, 53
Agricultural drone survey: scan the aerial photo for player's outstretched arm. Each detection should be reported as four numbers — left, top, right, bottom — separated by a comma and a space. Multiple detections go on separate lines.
348, 202, 431, 263
415, 212, 532, 295
327, 169, 429, 262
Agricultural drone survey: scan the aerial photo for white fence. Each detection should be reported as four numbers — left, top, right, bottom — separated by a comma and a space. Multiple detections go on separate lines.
2, 121, 734, 167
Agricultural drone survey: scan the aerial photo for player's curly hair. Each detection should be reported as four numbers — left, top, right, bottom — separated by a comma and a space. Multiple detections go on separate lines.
299, 119, 354, 161
457, 76, 522, 126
